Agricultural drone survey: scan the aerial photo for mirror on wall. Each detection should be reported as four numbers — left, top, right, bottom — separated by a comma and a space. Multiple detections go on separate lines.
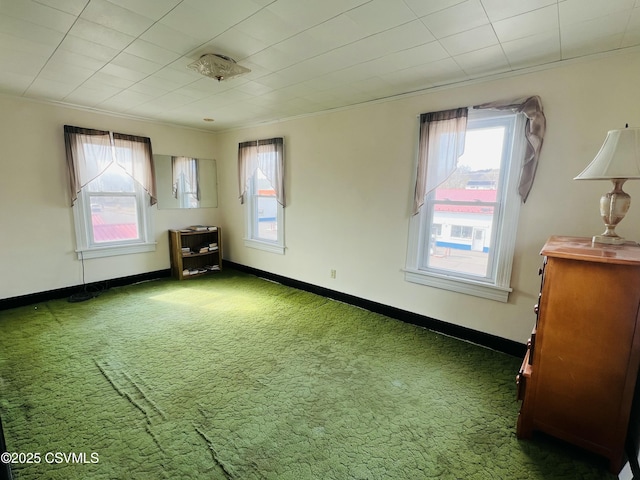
154, 154, 218, 209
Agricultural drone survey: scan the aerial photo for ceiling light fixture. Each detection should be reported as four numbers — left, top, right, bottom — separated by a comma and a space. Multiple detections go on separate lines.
187, 54, 250, 81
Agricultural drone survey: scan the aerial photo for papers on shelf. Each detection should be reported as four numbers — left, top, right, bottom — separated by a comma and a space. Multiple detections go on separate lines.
185, 225, 218, 232
197, 243, 219, 253
182, 264, 220, 276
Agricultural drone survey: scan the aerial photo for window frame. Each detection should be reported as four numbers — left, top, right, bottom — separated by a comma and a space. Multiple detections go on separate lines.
405, 109, 527, 302
244, 181, 285, 255
244, 169, 285, 255
238, 137, 286, 255
71, 144, 156, 260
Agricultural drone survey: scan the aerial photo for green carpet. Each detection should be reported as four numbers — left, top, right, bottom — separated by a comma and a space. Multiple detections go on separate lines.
0, 270, 614, 479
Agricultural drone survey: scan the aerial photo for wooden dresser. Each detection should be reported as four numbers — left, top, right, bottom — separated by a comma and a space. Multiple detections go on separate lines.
517, 236, 640, 473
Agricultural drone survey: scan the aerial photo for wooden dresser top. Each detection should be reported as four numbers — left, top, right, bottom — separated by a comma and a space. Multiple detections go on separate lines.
541, 236, 640, 265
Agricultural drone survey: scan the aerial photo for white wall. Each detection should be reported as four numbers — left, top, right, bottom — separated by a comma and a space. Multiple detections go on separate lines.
3, 50, 640, 344
0, 95, 219, 299
215, 50, 640, 344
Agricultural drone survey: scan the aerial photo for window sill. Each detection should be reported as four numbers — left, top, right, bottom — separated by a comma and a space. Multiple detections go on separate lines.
76, 242, 157, 260
244, 238, 285, 255
404, 268, 511, 302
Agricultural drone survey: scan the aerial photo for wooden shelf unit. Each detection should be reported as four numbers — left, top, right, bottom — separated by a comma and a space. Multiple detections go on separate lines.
169, 228, 222, 280
516, 236, 640, 473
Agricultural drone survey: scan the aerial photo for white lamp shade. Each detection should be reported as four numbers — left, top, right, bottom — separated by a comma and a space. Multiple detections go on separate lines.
574, 127, 640, 180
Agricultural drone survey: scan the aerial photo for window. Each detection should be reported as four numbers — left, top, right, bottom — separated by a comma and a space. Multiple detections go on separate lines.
64, 126, 156, 259
450, 225, 473, 239
172, 156, 200, 208
238, 137, 285, 254
405, 109, 527, 302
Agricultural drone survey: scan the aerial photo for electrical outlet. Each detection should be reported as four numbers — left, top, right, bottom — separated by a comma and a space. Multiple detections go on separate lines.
330, 269, 336, 279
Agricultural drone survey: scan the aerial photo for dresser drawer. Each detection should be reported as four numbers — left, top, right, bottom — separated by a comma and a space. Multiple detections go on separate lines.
516, 345, 531, 401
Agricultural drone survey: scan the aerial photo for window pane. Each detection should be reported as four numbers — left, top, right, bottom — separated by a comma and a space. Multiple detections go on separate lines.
87, 163, 135, 192
425, 126, 505, 278
90, 196, 139, 243
255, 194, 278, 242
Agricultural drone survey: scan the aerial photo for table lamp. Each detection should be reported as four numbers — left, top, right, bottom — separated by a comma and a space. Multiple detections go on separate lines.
574, 125, 640, 245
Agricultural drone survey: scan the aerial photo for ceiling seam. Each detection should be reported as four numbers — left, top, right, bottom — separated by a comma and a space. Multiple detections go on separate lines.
60, 0, 187, 107
20, 0, 92, 97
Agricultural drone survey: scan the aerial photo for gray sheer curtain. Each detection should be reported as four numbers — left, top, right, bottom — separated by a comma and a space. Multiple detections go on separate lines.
64, 126, 111, 206
113, 133, 157, 205
172, 156, 200, 202
474, 96, 546, 202
413, 108, 468, 215
64, 125, 157, 206
238, 137, 285, 206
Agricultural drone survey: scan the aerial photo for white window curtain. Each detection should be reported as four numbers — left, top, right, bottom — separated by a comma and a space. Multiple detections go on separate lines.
171, 156, 200, 201
64, 126, 112, 206
113, 133, 157, 205
473, 96, 546, 202
64, 125, 157, 206
238, 137, 285, 206
413, 108, 468, 215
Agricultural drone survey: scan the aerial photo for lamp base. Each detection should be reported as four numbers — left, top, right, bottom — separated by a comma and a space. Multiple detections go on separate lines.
592, 234, 627, 245
592, 179, 631, 246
